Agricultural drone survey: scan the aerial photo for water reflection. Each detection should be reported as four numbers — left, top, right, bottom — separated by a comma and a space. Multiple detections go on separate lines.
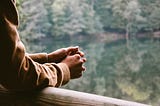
44, 36, 159, 105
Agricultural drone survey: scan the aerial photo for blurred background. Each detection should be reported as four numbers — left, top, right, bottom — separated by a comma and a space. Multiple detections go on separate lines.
16, 0, 160, 105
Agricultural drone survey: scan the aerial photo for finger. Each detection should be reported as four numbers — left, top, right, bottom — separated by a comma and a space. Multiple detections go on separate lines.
77, 51, 84, 57
81, 58, 87, 62
74, 54, 81, 60
82, 66, 86, 71
77, 58, 86, 68
67, 46, 79, 55
77, 61, 86, 71
68, 46, 79, 51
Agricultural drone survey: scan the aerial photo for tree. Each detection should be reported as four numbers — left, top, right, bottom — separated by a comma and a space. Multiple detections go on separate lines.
111, 0, 146, 47
17, 0, 53, 52
51, 0, 103, 37
96, 39, 160, 105
137, 0, 160, 32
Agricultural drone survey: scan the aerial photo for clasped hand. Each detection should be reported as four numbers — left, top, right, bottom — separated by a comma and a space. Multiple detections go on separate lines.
48, 46, 87, 79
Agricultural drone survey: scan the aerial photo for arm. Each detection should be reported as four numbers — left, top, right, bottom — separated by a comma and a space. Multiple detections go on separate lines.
27, 53, 48, 64
28, 46, 84, 64
0, 1, 86, 91
0, 14, 70, 90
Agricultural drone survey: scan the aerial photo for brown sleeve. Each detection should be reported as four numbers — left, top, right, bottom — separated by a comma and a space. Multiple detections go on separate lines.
18, 55, 70, 90
0, 1, 70, 91
27, 53, 48, 64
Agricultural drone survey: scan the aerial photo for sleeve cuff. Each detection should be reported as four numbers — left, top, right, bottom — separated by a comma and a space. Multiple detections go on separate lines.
56, 63, 70, 86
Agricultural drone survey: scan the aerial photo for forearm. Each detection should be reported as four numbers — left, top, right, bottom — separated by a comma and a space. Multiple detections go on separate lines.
28, 50, 67, 64
18, 56, 70, 90
27, 53, 48, 64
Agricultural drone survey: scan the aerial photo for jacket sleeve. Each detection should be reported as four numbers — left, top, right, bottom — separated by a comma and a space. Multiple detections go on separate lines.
0, 1, 70, 91
27, 53, 49, 64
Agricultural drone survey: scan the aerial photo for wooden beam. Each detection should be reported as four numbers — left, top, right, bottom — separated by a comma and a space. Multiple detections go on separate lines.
0, 87, 150, 106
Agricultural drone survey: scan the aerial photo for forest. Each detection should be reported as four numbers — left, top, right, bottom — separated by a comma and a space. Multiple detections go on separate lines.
16, 0, 160, 105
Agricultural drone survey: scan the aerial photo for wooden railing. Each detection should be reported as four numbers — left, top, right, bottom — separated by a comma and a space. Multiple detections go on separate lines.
0, 87, 150, 106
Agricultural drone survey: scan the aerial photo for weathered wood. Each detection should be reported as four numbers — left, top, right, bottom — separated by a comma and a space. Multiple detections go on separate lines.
0, 87, 150, 106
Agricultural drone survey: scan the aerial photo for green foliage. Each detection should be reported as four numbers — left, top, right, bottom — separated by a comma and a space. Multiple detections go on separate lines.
51, 0, 103, 36
97, 39, 160, 104
17, 0, 53, 52
17, 0, 160, 38
139, 0, 160, 31
17, 0, 160, 52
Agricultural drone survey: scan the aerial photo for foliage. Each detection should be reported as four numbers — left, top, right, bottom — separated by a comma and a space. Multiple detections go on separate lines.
17, 0, 160, 52
17, 0, 52, 52
51, 0, 103, 36
17, 0, 160, 38
98, 39, 160, 105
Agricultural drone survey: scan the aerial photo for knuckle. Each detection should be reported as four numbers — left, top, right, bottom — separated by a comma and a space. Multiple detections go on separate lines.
82, 58, 86, 62
75, 54, 81, 59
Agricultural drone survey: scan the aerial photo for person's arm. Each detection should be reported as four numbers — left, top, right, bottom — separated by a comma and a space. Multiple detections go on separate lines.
0, 0, 86, 91
28, 46, 84, 64
0, 14, 70, 90
27, 53, 48, 64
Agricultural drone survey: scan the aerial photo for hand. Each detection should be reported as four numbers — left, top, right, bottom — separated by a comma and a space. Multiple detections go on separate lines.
67, 46, 85, 57
48, 48, 67, 63
48, 46, 84, 63
61, 54, 86, 79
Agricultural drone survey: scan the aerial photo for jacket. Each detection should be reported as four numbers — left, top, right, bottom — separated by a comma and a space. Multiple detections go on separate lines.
0, 0, 70, 91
